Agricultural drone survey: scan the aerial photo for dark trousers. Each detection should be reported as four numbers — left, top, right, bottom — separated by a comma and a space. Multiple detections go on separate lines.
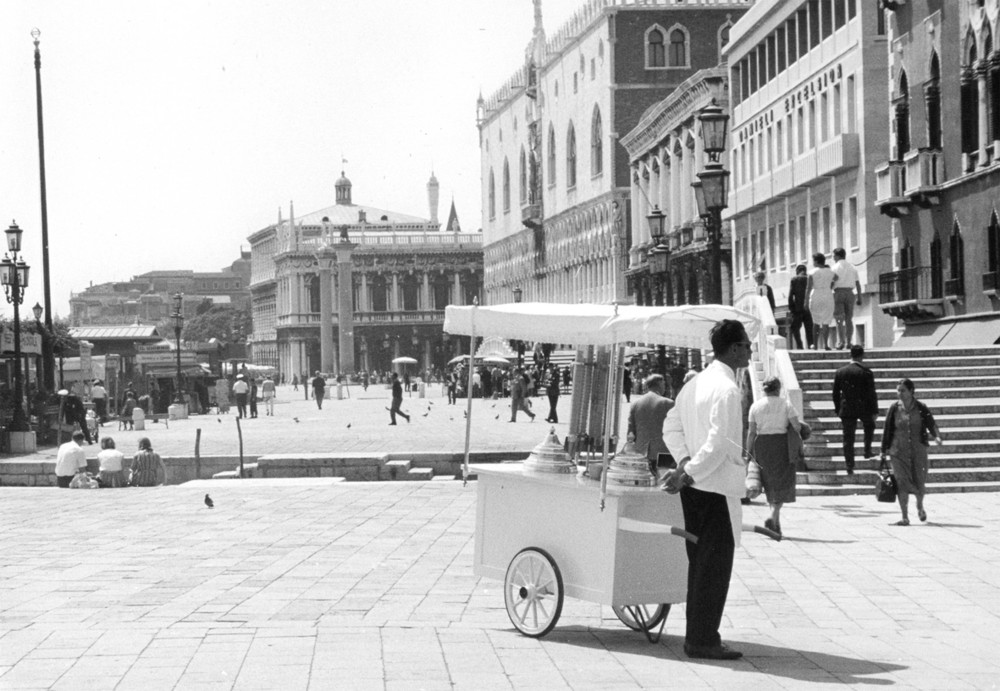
389, 398, 409, 424
841, 414, 876, 470
314, 389, 323, 409
546, 393, 559, 423
57, 475, 73, 488
680, 486, 735, 647
249, 397, 258, 418
235, 393, 248, 418
789, 309, 815, 349
94, 398, 107, 423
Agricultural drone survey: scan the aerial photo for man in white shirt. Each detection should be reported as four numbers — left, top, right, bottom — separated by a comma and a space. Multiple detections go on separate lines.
90, 380, 108, 423
54, 431, 89, 488
662, 319, 753, 660
232, 375, 249, 419
832, 247, 862, 350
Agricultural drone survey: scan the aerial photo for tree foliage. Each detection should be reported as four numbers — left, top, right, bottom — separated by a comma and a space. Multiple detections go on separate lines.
181, 305, 243, 343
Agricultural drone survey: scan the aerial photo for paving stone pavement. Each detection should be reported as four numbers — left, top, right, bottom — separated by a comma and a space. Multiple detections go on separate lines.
2, 477, 999, 690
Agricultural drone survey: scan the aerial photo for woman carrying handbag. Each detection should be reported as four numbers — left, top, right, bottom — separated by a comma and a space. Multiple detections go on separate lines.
880, 378, 943, 525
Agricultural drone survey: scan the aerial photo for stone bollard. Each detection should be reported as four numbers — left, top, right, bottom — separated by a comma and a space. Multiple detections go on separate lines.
337, 383, 344, 400
132, 407, 146, 431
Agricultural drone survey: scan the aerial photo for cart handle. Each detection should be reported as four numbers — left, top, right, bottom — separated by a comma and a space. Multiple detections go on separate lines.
617, 517, 699, 545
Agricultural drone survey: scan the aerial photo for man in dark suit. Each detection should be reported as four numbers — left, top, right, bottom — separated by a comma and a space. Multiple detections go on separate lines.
832, 345, 879, 475
627, 374, 674, 474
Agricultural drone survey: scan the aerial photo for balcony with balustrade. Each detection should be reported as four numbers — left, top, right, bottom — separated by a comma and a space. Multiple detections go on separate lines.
875, 160, 910, 217
878, 266, 944, 320
902, 147, 944, 206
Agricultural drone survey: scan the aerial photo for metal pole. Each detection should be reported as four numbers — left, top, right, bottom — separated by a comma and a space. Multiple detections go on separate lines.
711, 209, 723, 305
175, 325, 182, 403
10, 274, 26, 430
32, 29, 54, 392
462, 298, 478, 485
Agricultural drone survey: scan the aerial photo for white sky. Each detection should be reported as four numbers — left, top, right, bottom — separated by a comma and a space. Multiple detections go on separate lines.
0, 0, 585, 319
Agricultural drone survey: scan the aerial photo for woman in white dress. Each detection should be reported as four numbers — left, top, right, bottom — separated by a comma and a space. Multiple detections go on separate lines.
807, 252, 836, 350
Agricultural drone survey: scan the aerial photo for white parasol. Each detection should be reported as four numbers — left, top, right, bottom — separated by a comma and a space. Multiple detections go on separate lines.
391, 356, 418, 365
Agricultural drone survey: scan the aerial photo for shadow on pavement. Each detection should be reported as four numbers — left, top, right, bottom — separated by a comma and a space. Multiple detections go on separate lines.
542, 628, 906, 683
779, 536, 857, 544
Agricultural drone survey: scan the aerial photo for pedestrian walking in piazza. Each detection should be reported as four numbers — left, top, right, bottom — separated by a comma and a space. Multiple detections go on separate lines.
807, 252, 836, 350
63, 392, 93, 444
311, 371, 326, 410
622, 367, 633, 403
663, 319, 753, 660
508, 369, 535, 422
249, 378, 259, 418
627, 373, 674, 475
388, 373, 410, 425
447, 369, 458, 405
544, 365, 561, 423
97, 437, 127, 488
744, 376, 805, 538
292, 374, 299, 391
881, 378, 943, 526
261, 375, 276, 416
130, 438, 166, 487
786, 264, 815, 349
362, 370, 370, 392
91, 379, 108, 423
832, 345, 879, 475
232, 375, 249, 419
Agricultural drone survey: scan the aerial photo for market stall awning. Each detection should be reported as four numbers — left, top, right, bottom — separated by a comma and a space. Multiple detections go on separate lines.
444, 303, 759, 349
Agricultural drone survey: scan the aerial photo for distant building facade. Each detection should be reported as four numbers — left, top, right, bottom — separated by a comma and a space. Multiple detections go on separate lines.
68, 254, 251, 326
478, 0, 750, 306
247, 172, 483, 377
873, 0, 1000, 345
725, 0, 894, 346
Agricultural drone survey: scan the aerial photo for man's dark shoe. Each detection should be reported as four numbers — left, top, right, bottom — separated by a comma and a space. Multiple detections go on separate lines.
684, 643, 743, 660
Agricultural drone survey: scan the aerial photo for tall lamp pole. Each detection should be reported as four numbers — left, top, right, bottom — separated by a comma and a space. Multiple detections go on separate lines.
646, 209, 668, 375
693, 99, 731, 305
1, 222, 32, 431
32, 29, 54, 392
512, 287, 524, 369
172, 293, 184, 404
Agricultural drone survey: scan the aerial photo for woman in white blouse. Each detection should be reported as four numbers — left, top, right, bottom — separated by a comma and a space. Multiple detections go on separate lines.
745, 376, 803, 537
97, 437, 127, 488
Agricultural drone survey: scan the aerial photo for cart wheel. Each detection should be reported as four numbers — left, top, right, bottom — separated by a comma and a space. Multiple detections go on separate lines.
613, 604, 669, 643
612, 604, 670, 631
504, 547, 564, 638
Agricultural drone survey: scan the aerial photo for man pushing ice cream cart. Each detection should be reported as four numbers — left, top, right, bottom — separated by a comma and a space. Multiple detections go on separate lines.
444, 302, 777, 653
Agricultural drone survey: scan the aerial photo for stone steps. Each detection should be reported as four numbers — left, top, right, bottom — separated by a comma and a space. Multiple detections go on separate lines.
788, 346, 1000, 493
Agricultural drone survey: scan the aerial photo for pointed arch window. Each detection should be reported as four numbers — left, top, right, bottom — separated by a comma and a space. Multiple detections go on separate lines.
519, 148, 527, 206
647, 27, 666, 68
566, 122, 577, 189
925, 52, 942, 149
961, 35, 980, 160
502, 158, 511, 213
591, 106, 603, 176
547, 124, 557, 187
988, 212, 1000, 284
894, 70, 910, 159
668, 28, 688, 67
948, 223, 966, 296
488, 169, 496, 219
930, 234, 943, 299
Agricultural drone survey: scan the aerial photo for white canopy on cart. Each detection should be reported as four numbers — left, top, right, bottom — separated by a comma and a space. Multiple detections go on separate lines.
444, 302, 759, 348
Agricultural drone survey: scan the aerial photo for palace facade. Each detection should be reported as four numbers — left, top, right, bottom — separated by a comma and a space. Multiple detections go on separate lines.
247, 172, 482, 377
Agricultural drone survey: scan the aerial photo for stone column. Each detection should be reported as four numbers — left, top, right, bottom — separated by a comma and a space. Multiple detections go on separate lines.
315, 246, 338, 373
453, 273, 463, 305
335, 241, 357, 375
978, 60, 990, 166
360, 272, 369, 312
391, 273, 400, 311
290, 337, 302, 382
422, 271, 430, 310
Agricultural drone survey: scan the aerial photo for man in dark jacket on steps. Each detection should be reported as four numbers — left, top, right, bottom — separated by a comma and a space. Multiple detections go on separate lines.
832, 345, 879, 475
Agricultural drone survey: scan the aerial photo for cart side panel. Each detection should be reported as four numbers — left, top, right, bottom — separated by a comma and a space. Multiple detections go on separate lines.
611, 493, 689, 605
473, 470, 619, 605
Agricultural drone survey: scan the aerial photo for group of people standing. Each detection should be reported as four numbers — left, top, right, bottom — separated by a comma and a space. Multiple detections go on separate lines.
782, 247, 862, 351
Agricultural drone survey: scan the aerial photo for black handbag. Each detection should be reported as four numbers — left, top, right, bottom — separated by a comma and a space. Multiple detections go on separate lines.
875, 457, 897, 503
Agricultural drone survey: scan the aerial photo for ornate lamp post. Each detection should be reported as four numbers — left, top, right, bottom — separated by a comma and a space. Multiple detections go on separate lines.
512, 287, 524, 369
32, 29, 55, 393
171, 293, 184, 403
1, 221, 32, 431
694, 99, 731, 305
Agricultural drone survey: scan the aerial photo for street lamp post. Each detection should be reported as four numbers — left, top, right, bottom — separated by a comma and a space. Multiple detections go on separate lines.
512, 287, 524, 369
32, 29, 55, 393
1, 221, 32, 432
645, 209, 669, 375
171, 293, 184, 404
694, 99, 731, 306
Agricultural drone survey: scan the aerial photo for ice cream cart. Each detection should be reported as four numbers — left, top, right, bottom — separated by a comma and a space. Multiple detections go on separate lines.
444, 302, 761, 639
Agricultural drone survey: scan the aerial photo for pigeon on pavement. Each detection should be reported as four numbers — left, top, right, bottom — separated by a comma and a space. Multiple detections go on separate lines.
293, 417, 300, 423
204, 494, 214, 509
